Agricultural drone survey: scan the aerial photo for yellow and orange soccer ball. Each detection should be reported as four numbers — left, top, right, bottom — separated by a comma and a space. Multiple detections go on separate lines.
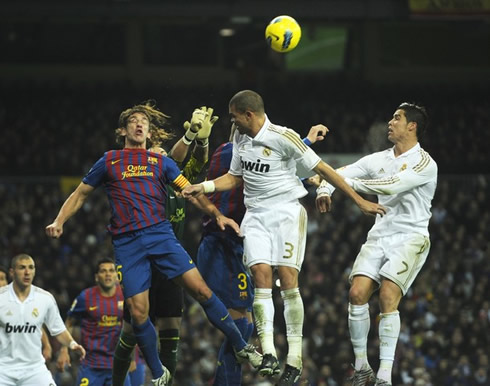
265, 15, 301, 53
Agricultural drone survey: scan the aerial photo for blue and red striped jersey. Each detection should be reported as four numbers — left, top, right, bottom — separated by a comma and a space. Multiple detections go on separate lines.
67, 285, 125, 369
203, 142, 246, 235
83, 148, 189, 235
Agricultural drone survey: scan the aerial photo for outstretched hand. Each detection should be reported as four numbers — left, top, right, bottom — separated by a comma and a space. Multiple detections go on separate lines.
216, 215, 242, 237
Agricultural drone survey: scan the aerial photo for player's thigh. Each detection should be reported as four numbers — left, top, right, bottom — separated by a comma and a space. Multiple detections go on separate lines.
241, 209, 273, 268
197, 234, 253, 310
112, 232, 152, 299
380, 233, 430, 295
273, 202, 308, 270
349, 238, 386, 286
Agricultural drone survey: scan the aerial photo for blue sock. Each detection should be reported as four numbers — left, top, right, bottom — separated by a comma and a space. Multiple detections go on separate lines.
214, 317, 249, 386
132, 318, 163, 379
201, 293, 246, 350
245, 320, 254, 341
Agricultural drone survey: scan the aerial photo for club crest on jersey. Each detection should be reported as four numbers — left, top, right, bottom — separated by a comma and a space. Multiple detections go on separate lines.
240, 157, 270, 173
148, 156, 158, 165
32, 308, 39, 317
400, 164, 407, 171
239, 291, 248, 300
262, 147, 272, 156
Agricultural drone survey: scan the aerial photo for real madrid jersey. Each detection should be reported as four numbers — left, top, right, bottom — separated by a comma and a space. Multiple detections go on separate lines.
229, 116, 321, 209
324, 143, 437, 238
0, 283, 66, 370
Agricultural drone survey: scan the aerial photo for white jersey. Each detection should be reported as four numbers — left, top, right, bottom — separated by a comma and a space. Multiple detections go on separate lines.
230, 116, 321, 208
0, 283, 66, 371
323, 143, 437, 238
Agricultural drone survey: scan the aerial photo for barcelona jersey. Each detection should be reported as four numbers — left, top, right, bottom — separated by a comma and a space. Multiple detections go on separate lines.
67, 285, 125, 369
203, 142, 246, 235
83, 148, 189, 235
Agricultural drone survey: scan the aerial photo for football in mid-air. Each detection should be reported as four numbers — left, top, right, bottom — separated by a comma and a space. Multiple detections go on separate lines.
265, 15, 301, 53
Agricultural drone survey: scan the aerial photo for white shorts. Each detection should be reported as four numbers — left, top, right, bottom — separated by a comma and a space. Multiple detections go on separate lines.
241, 200, 307, 270
349, 233, 430, 295
0, 364, 56, 386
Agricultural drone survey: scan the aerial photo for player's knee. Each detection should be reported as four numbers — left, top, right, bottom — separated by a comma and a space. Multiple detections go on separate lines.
349, 285, 370, 305
194, 284, 213, 303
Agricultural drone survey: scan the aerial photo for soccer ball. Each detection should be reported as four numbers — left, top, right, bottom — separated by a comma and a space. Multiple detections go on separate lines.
265, 15, 301, 53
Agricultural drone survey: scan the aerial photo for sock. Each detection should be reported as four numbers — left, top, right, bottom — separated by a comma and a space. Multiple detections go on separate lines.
348, 303, 371, 371
112, 331, 137, 386
253, 288, 276, 356
245, 320, 254, 341
132, 318, 163, 379
281, 288, 304, 369
201, 293, 246, 350
377, 311, 400, 384
159, 329, 179, 381
214, 317, 249, 385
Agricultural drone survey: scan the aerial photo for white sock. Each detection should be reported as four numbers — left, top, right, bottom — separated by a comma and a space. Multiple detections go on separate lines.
281, 288, 304, 369
377, 311, 400, 384
253, 288, 276, 356
348, 303, 370, 371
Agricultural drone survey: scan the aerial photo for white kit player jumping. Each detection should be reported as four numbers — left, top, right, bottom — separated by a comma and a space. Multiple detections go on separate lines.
183, 89, 386, 385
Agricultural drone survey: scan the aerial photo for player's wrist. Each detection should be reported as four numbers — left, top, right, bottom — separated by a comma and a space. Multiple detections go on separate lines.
69, 340, 78, 350
316, 179, 333, 196
201, 180, 215, 193
182, 133, 195, 146
196, 138, 209, 147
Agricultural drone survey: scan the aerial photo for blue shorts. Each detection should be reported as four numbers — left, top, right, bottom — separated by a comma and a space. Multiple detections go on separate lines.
128, 362, 146, 386
112, 221, 195, 298
197, 233, 254, 310
76, 364, 130, 386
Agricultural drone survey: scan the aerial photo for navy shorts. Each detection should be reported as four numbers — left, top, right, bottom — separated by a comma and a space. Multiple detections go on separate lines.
76, 364, 130, 386
197, 233, 253, 310
112, 221, 195, 299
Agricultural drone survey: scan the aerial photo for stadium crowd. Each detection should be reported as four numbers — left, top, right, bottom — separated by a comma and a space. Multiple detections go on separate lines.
1, 80, 488, 385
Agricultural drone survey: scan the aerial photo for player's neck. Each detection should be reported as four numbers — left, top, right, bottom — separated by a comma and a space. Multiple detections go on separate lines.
394, 139, 417, 157
13, 282, 32, 302
99, 286, 117, 297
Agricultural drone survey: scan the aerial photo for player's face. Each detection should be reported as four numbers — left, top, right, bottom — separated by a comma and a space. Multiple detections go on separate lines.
123, 112, 151, 147
388, 109, 411, 144
10, 257, 35, 289
95, 263, 118, 291
229, 105, 252, 136
0, 271, 8, 287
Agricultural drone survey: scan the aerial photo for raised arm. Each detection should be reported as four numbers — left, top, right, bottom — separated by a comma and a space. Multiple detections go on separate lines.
45, 182, 94, 238
313, 161, 386, 217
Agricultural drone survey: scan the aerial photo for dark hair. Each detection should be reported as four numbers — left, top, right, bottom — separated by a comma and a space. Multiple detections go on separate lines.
398, 102, 429, 140
10, 253, 34, 269
94, 257, 116, 275
229, 90, 265, 114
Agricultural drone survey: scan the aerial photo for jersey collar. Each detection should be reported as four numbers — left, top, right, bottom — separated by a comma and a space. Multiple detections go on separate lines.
8, 282, 36, 304
252, 114, 271, 142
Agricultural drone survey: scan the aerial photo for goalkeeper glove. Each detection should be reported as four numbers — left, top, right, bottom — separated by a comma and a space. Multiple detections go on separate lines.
196, 106, 219, 146
182, 107, 208, 145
